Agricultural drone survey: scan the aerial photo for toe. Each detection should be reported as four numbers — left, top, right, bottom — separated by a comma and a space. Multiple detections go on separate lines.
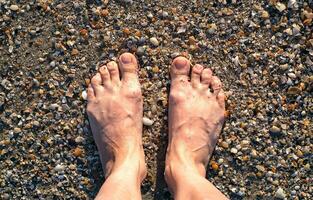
87, 85, 95, 101
91, 73, 103, 94
118, 53, 138, 82
200, 68, 213, 88
107, 61, 120, 85
99, 65, 111, 86
170, 57, 191, 82
211, 76, 222, 95
191, 64, 203, 87
217, 89, 226, 108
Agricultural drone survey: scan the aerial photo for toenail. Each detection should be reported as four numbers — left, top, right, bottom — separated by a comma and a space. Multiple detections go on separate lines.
100, 66, 106, 71
120, 53, 133, 64
173, 57, 187, 69
194, 64, 203, 71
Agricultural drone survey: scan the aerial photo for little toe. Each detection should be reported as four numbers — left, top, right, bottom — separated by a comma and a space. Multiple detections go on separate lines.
217, 89, 226, 108
87, 85, 95, 101
107, 61, 120, 85
170, 56, 191, 83
211, 76, 222, 95
99, 65, 111, 86
200, 68, 213, 88
91, 73, 103, 94
191, 64, 203, 88
118, 52, 138, 82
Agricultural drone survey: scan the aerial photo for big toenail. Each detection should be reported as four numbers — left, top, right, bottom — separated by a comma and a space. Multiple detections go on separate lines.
121, 54, 132, 64
174, 58, 187, 69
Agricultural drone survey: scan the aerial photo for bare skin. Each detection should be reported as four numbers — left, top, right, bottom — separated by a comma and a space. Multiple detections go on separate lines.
165, 57, 228, 200
87, 53, 146, 200
87, 53, 228, 200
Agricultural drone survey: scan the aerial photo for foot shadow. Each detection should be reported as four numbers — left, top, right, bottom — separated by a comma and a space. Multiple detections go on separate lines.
153, 125, 173, 200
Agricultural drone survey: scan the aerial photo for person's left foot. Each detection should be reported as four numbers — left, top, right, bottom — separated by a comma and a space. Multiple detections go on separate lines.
86, 53, 146, 180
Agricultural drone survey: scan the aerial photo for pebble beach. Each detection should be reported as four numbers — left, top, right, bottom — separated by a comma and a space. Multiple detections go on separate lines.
0, 0, 312, 199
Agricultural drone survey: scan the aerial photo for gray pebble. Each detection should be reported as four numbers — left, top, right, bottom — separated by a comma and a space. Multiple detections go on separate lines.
136, 46, 145, 56
49, 103, 59, 110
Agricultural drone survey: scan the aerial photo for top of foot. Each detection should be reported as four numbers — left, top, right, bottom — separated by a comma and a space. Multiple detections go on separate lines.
166, 56, 226, 177
86, 53, 146, 179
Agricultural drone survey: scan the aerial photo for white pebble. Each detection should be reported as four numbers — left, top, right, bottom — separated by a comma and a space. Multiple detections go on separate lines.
275, 187, 286, 199
82, 90, 87, 100
54, 164, 65, 172
150, 37, 159, 46
10, 5, 19, 11
230, 148, 238, 154
143, 117, 154, 126
75, 136, 84, 144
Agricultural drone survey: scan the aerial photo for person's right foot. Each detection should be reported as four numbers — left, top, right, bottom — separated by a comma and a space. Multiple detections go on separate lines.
165, 56, 226, 183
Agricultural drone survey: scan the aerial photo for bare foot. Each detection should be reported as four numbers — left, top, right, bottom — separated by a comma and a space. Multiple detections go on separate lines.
87, 53, 146, 181
165, 56, 226, 184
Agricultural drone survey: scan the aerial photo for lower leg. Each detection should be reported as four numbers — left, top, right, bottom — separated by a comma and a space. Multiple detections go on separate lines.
165, 151, 227, 200
96, 150, 145, 200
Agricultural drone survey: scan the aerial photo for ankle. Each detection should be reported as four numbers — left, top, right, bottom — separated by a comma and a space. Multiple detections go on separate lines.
102, 145, 147, 181
109, 155, 147, 182
165, 143, 207, 178
165, 156, 206, 186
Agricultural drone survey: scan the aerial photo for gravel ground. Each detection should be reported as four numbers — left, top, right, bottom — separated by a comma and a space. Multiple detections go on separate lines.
0, 0, 312, 199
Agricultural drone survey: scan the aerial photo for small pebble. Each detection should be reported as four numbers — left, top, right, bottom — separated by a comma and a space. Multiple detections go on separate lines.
73, 147, 83, 157
276, 3, 286, 12
143, 117, 154, 126
54, 164, 65, 172
150, 37, 159, 46
13, 127, 21, 133
208, 23, 217, 34
82, 90, 87, 100
49, 103, 59, 110
275, 187, 286, 199
270, 126, 281, 134
10, 5, 19, 11
230, 148, 238, 154
136, 46, 145, 56
221, 141, 229, 148
288, 73, 296, 79
75, 136, 84, 144
211, 161, 219, 171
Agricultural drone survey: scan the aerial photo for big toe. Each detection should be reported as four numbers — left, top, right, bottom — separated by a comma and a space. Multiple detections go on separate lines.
118, 53, 138, 82
170, 56, 191, 82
